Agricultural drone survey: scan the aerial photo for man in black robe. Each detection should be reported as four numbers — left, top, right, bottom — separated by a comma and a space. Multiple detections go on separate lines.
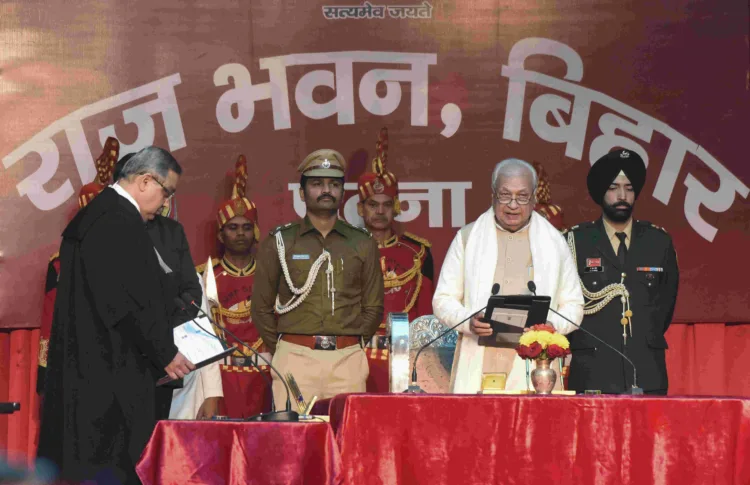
116, 153, 220, 420
38, 146, 195, 484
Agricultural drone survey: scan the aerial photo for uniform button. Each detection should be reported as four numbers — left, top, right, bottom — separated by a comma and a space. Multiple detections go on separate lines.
593, 281, 598, 286
508, 235, 513, 241
507, 257, 512, 262
504, 279, 510, 284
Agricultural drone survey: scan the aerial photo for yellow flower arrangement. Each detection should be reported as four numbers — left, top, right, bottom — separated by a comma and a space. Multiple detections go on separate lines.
516, 324, 571, 360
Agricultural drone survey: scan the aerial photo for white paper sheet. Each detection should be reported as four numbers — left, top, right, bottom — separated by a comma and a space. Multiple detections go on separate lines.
173, 316, 226, 364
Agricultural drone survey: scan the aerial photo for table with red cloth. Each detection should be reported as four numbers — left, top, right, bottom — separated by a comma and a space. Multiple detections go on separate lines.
136, 420, 341, 485
328, 394, 750, 485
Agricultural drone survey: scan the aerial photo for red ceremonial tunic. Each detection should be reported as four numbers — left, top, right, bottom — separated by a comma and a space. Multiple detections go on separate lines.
199, 257, 272, 417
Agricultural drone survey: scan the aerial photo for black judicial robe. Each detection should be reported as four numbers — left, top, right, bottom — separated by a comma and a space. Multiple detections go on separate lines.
38, 188, 178, 485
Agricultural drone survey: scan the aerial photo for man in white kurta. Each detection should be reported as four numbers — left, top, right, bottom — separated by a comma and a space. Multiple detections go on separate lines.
433, 159, 584, 393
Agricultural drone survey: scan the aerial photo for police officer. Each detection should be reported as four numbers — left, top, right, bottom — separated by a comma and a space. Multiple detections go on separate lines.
251, 149, 384, 407
565, 149, 679, 395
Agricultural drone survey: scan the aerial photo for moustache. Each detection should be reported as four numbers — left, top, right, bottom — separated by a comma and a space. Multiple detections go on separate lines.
317, 195, 336, 202
613, 203, 632, 210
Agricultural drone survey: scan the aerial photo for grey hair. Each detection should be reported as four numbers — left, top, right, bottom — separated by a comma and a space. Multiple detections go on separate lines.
118, 146, 182, 181
491, 158, 538, 193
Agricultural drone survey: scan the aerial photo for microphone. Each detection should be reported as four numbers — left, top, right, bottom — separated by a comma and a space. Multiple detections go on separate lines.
172, 297, 276, 414
0, 402, 20, 414
526, 281, 643, 395
178, 293, 300, 421
405, 283, 501, 393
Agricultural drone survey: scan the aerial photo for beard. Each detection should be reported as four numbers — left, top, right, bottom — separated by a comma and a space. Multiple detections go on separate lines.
602, 200, 634, 222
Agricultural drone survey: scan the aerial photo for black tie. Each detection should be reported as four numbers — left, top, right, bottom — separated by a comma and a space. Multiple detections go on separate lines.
615, 232, 628, 267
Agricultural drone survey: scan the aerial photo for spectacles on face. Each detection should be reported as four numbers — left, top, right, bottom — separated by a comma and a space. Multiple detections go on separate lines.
494, 191, 532, 205
150, 175, 176, 200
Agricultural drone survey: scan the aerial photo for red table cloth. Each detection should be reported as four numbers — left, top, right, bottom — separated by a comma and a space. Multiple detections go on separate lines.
329, 394, 750, 485
136, 420, 341, 485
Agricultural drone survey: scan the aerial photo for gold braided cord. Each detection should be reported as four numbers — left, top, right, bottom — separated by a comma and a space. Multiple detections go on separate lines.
381, 238, 425, 289
219, 306, 251, 320
384, 259, 420, 288
567, 232, 633, 342
402, 271, 423, 314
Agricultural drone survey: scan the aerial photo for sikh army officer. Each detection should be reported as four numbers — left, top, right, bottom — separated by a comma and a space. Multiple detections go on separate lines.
565, 149, 679, 395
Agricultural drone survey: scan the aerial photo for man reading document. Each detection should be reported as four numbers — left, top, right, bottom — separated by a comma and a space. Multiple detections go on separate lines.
433, 158, 583, 393
38, 147, 194, 485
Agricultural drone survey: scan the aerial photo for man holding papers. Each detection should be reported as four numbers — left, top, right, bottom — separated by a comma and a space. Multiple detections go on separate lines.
38, 147, 193, 485
432, 158, 583, 393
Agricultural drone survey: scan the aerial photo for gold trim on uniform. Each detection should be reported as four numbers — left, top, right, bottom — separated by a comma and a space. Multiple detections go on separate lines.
219, 257, 256, 277
196, 257, 221, 275
402, 232, 432, 248
38, 338, 49, 367
378, 234, 399, 249
220, 364, 270, 373
379, 234, 427, 318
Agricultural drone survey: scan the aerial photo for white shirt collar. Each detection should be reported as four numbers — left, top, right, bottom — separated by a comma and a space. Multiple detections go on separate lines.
111, 183, 141, 215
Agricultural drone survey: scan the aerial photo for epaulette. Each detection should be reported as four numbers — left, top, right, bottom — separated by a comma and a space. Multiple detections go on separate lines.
339, 219, 371, 237
561, 221, 595, 235
49, 251, 60, 262
636, 220, 669, 234
402, 232, 432, 248
269, 222, 296, 236
196, 257, 220, 274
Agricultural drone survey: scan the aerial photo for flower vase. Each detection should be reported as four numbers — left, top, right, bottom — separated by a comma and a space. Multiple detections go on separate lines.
530, 359, 556, 394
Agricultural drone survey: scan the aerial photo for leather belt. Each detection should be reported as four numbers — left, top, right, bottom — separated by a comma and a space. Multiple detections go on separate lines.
281, 334, 362, 351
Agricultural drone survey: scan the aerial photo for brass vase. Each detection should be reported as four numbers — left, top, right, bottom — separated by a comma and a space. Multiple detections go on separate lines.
530, 359, 556, 394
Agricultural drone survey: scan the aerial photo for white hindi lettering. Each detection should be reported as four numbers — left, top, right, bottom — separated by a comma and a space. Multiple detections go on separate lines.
500, 37, 749, 242
322, 2, 431, 20
2, 73, 187, 211
213, 51, 461, 137
288, 181, 471, 228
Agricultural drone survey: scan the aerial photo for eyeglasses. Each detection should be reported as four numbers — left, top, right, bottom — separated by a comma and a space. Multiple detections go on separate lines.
494, 192, 532, 205
150, 175, 176, 200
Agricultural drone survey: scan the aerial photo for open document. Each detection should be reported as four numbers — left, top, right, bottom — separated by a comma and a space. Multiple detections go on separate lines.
156, 316, 236, 386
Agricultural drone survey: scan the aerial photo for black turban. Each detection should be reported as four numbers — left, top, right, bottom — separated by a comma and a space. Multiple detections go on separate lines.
587, 149, 646, 205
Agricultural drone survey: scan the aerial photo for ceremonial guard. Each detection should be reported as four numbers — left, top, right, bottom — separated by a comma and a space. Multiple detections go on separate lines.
566, 149, 679, 395
200, 154, 272, 417
531, 161, 566, 230
356, 128, 434, 392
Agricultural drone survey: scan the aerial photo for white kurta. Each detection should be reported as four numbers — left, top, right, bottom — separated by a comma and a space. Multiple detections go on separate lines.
169, 362, 223, 419
432, 210, 584, 393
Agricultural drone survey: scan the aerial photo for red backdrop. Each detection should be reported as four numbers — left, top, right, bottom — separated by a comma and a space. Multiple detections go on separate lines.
0, 0, 748, 329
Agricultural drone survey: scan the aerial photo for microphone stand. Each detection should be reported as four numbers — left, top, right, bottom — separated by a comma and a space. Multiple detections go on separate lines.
182, 297, 300, 421
527, 282, 643, 395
